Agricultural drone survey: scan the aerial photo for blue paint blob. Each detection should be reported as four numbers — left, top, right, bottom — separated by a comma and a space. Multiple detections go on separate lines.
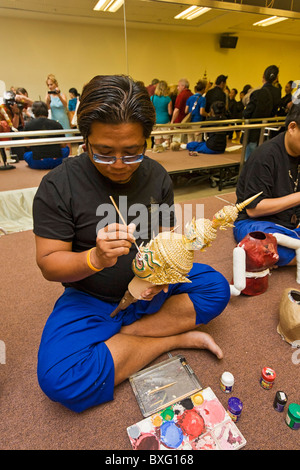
160, 421, 183, 449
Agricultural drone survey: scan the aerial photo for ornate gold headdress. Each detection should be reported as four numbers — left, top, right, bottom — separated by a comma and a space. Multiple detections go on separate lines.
110, 192, 262, 317
131, 193, 262, 285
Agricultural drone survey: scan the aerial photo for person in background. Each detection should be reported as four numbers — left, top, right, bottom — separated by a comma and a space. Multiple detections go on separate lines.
1, 90, 26, 160
15, 87, 33, 122
171, 78, 193, 124
183, 101, 227, 155
68, 88, 80, 113
278, 81, 294, 116
168, 84, 178, 117
243, 65, 281, 160
227, 88, 238, 141
68, 88, 80, 128
234, 103, 300, 268
241, 84, 253, 107
23, 100, 69, 169
151, 80, 172, 149
185, 80, 207, 123
146, 78, 159, 97
45, 74, 70, 131
204, 74, 228, 114
185, 80, 207, 142
228, 88, 238, 119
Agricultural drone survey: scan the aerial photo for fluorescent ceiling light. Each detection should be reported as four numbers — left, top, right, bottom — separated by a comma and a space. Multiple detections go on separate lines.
253, 16, 288, 27
93, 0, 124, 12
175, 6, 211, 20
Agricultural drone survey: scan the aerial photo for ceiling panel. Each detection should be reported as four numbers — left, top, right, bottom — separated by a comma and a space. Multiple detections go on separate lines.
0, 0, 300, 38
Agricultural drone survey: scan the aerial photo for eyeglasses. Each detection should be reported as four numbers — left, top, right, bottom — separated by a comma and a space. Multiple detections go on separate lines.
88, 139, 145, 165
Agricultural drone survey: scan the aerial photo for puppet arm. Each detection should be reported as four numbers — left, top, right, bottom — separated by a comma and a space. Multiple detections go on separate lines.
273, 233, 300, 284
230, 246, 246, 296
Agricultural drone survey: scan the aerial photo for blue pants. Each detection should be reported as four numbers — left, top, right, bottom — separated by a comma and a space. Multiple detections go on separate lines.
187, 141, 220, 154
244, 142, 258, 161
234, 219, 300, 266
24, 146, 69, 169
37, 263, 230, 412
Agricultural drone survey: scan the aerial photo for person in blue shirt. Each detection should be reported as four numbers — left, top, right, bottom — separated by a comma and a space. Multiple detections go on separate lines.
185, 80, 207, 123
68, 88, 80, 112
185, 80, 207, 143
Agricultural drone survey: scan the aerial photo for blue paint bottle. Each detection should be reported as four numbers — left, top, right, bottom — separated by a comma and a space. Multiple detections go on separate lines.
227, 397, 243, 422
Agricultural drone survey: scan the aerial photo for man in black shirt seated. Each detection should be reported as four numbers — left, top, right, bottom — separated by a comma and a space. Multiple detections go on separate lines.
32, 75, 230, 412
234, 103, 300, 267
24, 101, 69, 169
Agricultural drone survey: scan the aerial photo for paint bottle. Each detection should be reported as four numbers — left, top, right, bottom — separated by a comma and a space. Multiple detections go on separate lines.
227, 397, 243, 422
260, 367, 276, 390
285, 403, 300, 430
220, 371, 234, 393
273, 391, 288, 413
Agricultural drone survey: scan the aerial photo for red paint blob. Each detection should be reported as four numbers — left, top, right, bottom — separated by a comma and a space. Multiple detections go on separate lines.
177, 409, 205, 440
134, 433, 160, 450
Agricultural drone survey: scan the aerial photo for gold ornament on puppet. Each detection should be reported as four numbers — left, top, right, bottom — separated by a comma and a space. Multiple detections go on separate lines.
110, 192, 262, 317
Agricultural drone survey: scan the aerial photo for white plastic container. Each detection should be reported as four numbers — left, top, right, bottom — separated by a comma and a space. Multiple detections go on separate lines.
220, 372, 234, 393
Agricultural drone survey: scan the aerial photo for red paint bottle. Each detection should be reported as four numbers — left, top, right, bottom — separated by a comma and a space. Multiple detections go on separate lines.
260, 367, 276, 390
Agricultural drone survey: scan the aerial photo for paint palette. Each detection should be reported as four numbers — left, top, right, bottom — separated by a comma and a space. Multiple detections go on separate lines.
127, 387, 247, 450
129, 355, 202, 417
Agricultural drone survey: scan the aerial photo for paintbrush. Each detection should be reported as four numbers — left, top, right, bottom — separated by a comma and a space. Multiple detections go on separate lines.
148, 381, 177, 395
109, 195, 143, 257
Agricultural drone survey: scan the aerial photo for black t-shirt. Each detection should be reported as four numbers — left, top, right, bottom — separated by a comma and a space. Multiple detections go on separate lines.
243, 83, 281, 143
204, 87, 226, 113
236, 132, 300, 229
206, 116, 227, 153
33, 153, 175, 302
24, 117, 64, 160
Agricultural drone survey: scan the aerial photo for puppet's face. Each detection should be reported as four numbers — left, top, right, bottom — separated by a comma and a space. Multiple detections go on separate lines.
239, 231, 279, 271
211, 205, 238, 229
132, 248, 161, 279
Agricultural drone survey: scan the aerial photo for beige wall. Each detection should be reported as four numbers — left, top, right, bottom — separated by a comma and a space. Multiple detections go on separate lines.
1, 16, 300, 101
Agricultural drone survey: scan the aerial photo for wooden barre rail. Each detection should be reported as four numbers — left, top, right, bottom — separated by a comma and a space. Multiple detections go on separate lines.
0, 121, 286, 148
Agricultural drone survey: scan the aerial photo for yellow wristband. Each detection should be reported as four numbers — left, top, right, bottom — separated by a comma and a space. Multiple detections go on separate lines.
86, 248, 102, 272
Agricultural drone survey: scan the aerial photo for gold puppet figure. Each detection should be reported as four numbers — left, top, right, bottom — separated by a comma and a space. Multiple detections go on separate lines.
110, 193, 262, 317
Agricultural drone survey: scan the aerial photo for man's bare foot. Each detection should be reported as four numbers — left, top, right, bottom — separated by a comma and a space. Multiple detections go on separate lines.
178, 330, 223, 359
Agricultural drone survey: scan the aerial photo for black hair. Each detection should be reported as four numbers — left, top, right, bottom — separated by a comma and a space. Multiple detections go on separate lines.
77, 75, 156, 140
215, 75, 227, 86
69, 87, 80, 97
210, 100, 226, 118
32, 101, 48, 118
285, 103, 300, 129
263, 65, 279, 84
242, 84, 252, 95
195, 80, 207, 92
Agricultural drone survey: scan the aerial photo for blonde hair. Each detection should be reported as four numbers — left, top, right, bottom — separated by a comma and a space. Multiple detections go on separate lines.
155, 80, 169, 97
168, 84, 177, 96
46, 74, 58, 87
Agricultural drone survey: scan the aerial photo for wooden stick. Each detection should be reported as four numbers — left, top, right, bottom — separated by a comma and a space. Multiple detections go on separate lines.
109, 195, 143, 257
148, 381, 177, 395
